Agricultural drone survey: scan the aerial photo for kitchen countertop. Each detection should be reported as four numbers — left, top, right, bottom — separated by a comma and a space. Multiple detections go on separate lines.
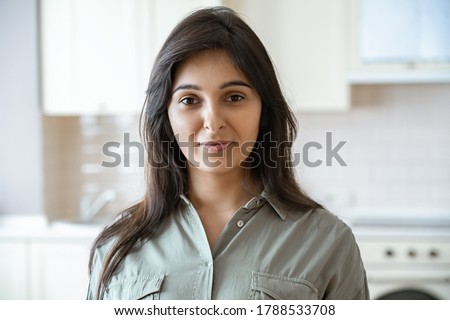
0, 214, 103, 240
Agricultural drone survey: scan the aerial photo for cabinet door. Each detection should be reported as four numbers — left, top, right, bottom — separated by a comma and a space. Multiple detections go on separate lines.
40, 0, 223, 115
224, 0, 350, 111
40, 0, 151, 115
347, 0, 450, 84
29, 239, 93, 299
0, 240, 28, 299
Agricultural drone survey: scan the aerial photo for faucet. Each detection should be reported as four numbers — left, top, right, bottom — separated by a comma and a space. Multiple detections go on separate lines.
79, 189, 117, 223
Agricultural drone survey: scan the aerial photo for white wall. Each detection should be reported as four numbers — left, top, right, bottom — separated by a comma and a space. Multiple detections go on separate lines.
295, 84, 450, 220
0, 0, 43, 215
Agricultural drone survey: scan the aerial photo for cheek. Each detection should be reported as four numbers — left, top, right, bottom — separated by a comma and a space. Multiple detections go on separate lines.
172, 122, 199, 140
168, 109, 188, 136
168, 110, 202, 147
237, 108, 261, 139
167, 108, 179, 132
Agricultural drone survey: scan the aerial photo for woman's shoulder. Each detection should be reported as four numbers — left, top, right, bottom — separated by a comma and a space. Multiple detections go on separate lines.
268, 197, 350, 228
267, 199, 356, 242
90, 210, 136, 258
308, 207, 357, 244
91, 235, 116, 265
307, 207, 352, 232
263, 193, 345, 226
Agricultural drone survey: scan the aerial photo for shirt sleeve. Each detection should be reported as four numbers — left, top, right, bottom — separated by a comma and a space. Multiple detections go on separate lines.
323, 224, 370, 300
86, 250, 101, 300
350, 273, 370, 299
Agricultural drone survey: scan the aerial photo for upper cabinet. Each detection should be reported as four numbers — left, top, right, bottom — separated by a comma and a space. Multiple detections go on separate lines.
224, 0, 351, 112
40, 0, 450, 115
348, 0, 450, 84
40, 0, 220, 115
40, 0, 151, 115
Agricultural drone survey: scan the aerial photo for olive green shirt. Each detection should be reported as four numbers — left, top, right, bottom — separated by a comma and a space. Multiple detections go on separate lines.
87, 194, 369, 300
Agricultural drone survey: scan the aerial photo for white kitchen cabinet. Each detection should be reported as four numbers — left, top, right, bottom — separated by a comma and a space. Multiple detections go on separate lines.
29, 239, 93, 299
347, 0, 450, 84
40, 0, 221, 115
224, 0, 351, 112
0, 234, 95, 299
0, 240, 28, 299
40, 0, 152, 115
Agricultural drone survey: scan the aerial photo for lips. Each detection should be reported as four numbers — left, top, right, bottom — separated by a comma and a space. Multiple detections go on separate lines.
199, 141, 233, 153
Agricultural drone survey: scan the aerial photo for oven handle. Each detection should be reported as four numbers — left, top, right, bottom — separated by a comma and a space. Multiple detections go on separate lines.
366, 269, 450, 283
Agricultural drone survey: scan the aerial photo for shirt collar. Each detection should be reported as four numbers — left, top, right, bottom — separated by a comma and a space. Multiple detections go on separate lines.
179, 193, 286, 221
259, 192, 287, 220
180, 194, 191, 205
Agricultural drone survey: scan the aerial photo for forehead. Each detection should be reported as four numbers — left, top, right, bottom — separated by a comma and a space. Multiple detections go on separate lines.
172, 50, 249, 85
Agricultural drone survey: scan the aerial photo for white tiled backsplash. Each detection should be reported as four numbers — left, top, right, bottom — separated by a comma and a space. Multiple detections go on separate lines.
294, 84, 450, 218
44, 84, 450, 222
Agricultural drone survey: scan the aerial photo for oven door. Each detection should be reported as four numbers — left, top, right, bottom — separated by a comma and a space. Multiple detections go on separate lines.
366, 269, 450, 300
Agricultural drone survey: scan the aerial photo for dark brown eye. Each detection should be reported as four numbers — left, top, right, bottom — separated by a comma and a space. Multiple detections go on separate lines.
227, 94, 244, 102
180, 97, 198, 105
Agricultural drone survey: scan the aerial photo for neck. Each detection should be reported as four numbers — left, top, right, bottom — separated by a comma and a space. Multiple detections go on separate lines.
187, 167, 256, 213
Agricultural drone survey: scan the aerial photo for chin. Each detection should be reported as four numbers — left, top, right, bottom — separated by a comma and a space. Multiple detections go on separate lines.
191, 159, 243, 174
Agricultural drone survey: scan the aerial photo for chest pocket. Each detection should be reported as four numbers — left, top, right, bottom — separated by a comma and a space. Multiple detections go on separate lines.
250, 272, 319, 300
105, 274, 165, 300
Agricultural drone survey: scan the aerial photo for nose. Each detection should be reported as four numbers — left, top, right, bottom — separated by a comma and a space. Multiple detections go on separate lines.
203, 102, 225, 132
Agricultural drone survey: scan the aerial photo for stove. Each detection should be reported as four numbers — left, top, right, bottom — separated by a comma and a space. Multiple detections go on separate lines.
348, 214, 450, 299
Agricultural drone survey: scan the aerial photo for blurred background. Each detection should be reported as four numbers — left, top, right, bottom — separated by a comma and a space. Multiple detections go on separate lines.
0, 0, 449, 299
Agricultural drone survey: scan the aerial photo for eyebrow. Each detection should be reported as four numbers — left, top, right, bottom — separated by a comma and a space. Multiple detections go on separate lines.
172, 80, 253, 94
172, 84, 201, 94
220, 80, 252, 90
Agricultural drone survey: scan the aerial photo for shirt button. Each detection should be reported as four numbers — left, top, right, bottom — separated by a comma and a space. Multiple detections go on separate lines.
236, 220, 244, 228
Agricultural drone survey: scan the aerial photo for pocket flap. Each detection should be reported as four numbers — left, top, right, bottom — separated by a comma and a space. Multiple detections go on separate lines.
251, 272, 318, 300
106, 274, 165, 300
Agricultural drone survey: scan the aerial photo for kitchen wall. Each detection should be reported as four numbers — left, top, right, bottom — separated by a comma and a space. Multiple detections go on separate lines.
0, 0, 43, 215
295, 84, 450, 219
43, 84, 450, 222
3, 0, 448, 222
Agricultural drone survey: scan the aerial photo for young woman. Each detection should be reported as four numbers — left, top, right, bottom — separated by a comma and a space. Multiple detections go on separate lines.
87, 6, 369, 300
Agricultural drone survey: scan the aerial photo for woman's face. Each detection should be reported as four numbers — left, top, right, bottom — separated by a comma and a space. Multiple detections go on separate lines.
168, 50, 262, 174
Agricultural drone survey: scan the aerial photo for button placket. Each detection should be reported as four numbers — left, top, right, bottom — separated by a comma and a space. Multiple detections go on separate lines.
236, 197, 266, 228
211, 200, 264, 258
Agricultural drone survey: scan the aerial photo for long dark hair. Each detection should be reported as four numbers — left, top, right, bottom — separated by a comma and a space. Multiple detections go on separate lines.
89, 6, 322, 299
